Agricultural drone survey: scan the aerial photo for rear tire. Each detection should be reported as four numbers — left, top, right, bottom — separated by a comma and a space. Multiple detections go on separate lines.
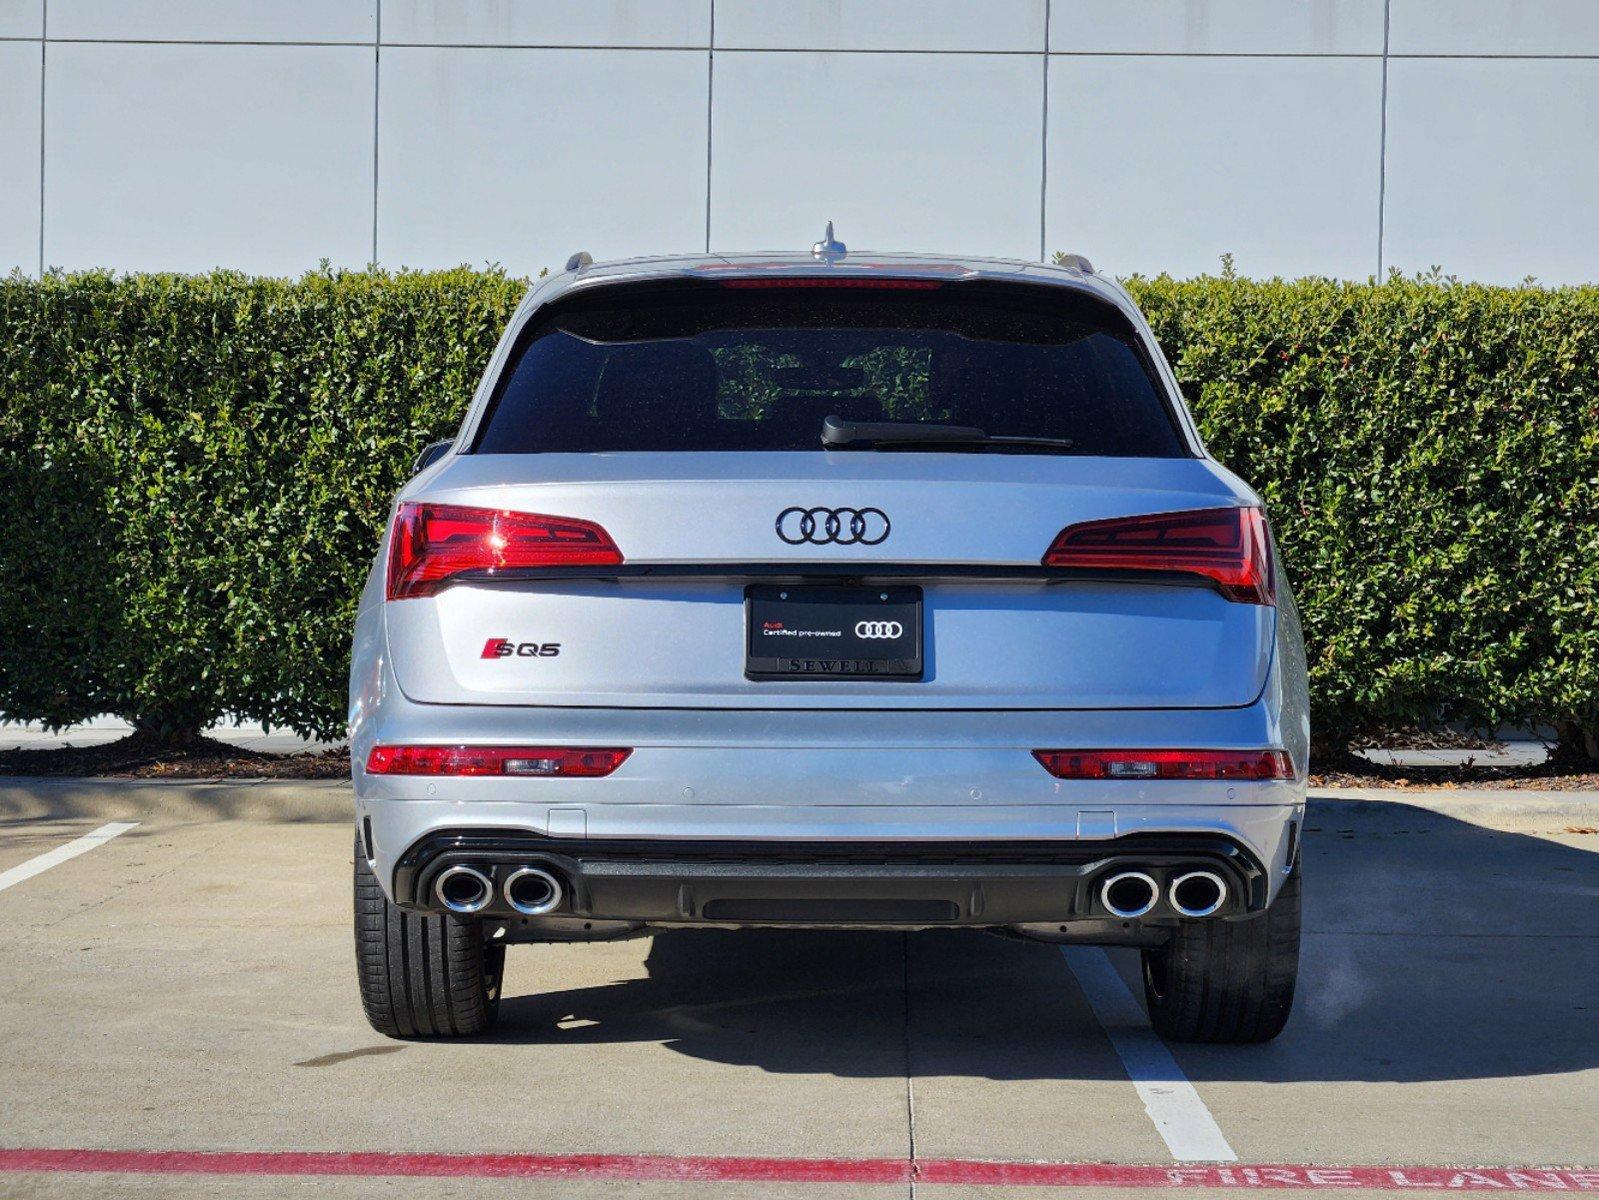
1140, 869, 1300, 1043
353, 837, 504, 1038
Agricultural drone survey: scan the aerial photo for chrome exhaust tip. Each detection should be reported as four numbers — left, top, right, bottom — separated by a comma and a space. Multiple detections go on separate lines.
1169, 870, 1228, 918
1100, 870, 1160, 919
503, 865, 564, 916
433, 864, 493, 914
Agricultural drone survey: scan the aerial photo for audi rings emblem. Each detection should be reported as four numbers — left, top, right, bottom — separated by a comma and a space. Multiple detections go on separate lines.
775, 506, 890, 546
855, 620, 904, 639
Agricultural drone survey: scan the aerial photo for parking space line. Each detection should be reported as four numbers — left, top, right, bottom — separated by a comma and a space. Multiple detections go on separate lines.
1060, 945, 1237, 1163
0, 822, 139, 895
1, 1149, 1593, 1190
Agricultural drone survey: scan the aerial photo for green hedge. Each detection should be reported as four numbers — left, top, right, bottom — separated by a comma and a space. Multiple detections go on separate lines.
0, 268, 523, 740
1, 267, 1595, 754
1127, 273, 1599, 756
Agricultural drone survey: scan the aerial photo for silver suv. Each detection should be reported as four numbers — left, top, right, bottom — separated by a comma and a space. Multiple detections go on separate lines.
349, 239, 1309, 1043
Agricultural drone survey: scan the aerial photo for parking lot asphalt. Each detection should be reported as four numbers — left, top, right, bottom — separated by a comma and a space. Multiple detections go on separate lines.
0, 791, 1596, 1199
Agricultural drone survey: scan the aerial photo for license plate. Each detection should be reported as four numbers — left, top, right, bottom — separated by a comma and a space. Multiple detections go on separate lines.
745, 585, 923, 680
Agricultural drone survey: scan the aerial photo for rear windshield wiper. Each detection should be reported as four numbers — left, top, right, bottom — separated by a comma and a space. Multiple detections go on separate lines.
820, 415, 1076, 453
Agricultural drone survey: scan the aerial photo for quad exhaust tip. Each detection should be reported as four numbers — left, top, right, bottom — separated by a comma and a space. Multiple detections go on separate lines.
1100, 871, 1160, 919
433, 864, 493, 914
1169, 870, 1228, 918
504, 865, 564, 916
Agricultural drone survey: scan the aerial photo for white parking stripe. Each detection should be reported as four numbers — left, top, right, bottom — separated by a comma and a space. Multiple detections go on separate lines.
0, 822, 139, 894
1060, 945, 1237, 1163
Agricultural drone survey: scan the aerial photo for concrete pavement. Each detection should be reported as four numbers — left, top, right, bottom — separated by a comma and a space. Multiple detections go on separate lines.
0, 786, 1595, 1198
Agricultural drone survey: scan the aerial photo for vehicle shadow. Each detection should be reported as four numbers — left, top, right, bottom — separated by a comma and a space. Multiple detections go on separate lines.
491, 799, 1599, 1084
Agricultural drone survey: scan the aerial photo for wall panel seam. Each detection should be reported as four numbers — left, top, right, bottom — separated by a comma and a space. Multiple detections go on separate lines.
37, 0, 46, 276
372, 0, 381, 265
20, 40, 1595, 60
705, 0, 714, 252
1039, 0, 1049, 262
1377, 0, 1391, 276
1043, 50, 1384, 59
1388, 52, 1599, 59
40, 38, 381, 47
33, 43, 1582, 58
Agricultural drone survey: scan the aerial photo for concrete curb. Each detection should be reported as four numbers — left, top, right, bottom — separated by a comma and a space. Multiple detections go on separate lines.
0, 777, 353, 823
1, 776, 1595, 826
1311, 787, 1599, 824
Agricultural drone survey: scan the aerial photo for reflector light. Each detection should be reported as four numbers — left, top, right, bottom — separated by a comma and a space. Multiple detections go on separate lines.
386, 502, 622, 600
364, 745, 631, 778
720, 278, 944, 289
1032, 749, 1293, 781
1042, 506, 1275, 604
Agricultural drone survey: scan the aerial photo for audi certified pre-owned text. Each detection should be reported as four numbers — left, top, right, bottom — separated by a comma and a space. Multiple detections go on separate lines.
349, 236, 1309, 1044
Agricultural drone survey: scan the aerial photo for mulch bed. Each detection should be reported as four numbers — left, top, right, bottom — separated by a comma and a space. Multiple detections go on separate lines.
1309, 766, 1599, 791
0, 732, 351, 780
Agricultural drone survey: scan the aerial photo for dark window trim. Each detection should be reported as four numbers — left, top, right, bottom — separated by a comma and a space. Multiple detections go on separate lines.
423, 562, 1226, 597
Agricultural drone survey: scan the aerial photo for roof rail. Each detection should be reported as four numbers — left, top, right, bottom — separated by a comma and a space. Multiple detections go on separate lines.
565, 251, 593, 273
1055, 252, 1095, 274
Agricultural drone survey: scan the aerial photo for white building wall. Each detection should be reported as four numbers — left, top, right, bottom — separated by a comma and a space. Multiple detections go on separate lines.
1, 0, 1595, 282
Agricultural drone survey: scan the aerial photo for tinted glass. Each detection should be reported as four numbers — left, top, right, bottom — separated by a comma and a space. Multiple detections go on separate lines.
473, 282, 1186, 457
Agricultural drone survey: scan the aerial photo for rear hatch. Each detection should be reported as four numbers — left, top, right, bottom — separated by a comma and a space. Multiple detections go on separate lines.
383, 277, 1274, 711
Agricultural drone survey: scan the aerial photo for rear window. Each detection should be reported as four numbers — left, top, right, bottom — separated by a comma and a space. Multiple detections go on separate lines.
472, 281, 1187, 457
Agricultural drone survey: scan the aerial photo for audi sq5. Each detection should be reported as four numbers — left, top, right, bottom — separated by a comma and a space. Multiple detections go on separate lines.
349, 236, 1309, 1043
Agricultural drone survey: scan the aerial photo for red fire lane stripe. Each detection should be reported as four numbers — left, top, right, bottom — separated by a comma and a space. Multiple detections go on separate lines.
0, 1150, 905, 1184
1, 1150, 1597, 1191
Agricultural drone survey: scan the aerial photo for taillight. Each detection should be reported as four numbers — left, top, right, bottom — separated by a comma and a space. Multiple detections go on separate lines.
386, 502, 622, 600
1033, 749, 1293, 781
365, 745, 631, 777
1042, 506, 1275, 605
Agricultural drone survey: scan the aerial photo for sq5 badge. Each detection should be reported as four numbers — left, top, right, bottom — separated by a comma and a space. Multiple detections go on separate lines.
481, 638, 561, 659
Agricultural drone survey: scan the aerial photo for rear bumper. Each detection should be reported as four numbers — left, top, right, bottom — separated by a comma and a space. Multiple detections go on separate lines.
387, 827, 1275, 931
361, 797, 1300, 927
350, 657, 1308, 921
